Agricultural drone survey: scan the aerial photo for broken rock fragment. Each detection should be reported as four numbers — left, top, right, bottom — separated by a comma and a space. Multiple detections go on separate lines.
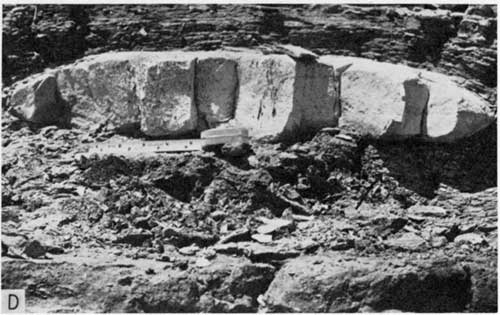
454, 233, 485, 245
251, 234, 273, 243
407, 205, 448, 217
384, 232, 427, 251
23, 240, 47, 258
10, 73, 69, 126
256, 218, 294, 234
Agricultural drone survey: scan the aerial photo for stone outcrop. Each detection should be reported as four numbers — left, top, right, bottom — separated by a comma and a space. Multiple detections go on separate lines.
320, 55, 495, 142
10, 50, 494, 142
262, 254, 471, 312
3, 5, 496, 109
439, 5, 497, 103
9, 50, 341, 138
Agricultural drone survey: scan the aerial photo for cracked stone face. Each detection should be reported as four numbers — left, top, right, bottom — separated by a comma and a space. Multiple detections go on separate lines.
56, 58, 141, 129
10, 50, 342, 139
139, 57, 197, 136
195, 56, 238, 128
319, 55, 495, 142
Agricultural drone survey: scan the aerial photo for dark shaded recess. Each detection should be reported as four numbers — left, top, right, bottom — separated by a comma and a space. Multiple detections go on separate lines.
256, 5, 287, 36
290, 27, 382, 56
80, 155, 144, 187
211, 146, 255, 170
146, 156, 221, 203
162, 228, 218, 247
370, 266, 472, 312
370, 122, 496, 198
468, 263, 498, 312
151, 171, 207, 203
407, 16, 457, 64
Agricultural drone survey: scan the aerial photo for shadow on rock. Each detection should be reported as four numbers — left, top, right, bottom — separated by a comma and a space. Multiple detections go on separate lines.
369, 122, 496, 198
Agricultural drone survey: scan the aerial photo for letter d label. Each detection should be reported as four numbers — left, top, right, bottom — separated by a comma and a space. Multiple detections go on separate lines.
2, 290, 25, 313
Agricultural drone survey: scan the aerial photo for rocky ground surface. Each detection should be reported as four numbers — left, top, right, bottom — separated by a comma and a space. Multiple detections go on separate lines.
1, 3, 497, 313
1, 109, 497, 312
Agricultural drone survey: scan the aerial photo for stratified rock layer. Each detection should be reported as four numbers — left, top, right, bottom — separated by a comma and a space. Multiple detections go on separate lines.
10, 50, 341, 139
263, 254, 471, 312
9, 50, 494, 142
320, 55, 495, 142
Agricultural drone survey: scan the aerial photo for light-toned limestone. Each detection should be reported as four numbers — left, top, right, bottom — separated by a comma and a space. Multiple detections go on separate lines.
195, 56, 238, 128
11, 51, 492, 142
56, 55, 141, 129
10, 73, 68, 125
138, 54, 197, 136
320, 55, 494, 142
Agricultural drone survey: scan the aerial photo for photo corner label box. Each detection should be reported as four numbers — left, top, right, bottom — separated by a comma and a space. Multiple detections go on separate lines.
1, 290, 26, 313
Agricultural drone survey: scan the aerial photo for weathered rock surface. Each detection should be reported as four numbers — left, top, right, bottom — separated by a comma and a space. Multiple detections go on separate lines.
57, 52, 198, 136
229, 52, 339, 138
195, 55, 238, 128
1, 111, 496, 312
3, 5, 496, 108
2, 255, 275, 313
320, 55, 495, 141
138, 54, 197, 136
262, 254, 471, 312
10, 50, 340, 138
9, 74, 69, 125
56, 54, 142, 129
439, 5, 497, 101
231, 53, 296, 138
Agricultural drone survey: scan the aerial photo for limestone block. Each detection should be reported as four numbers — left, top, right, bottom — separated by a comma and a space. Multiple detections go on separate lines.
320, 55, 494, 142
195, 55, 238, 128
138, 54, 197, 136
10, 73, 68, 125
56, 52, 142, 129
